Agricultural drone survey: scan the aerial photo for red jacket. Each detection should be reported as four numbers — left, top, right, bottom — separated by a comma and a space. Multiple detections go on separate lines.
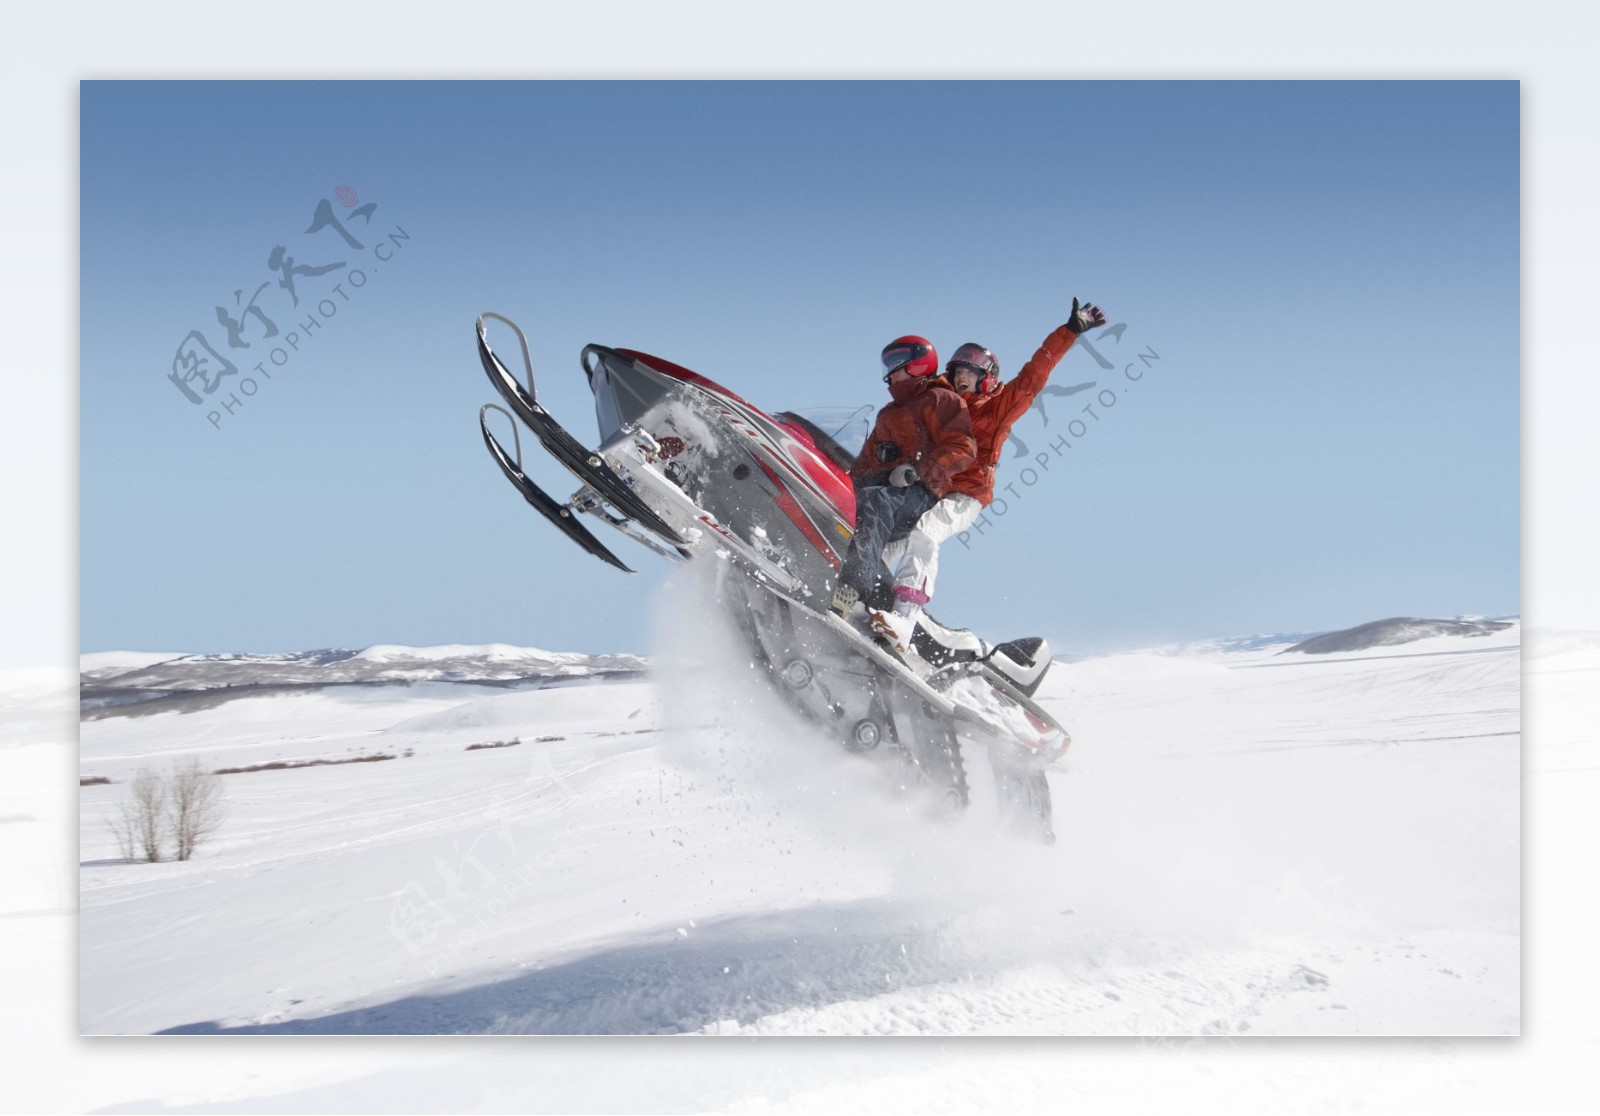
951, 326, 1078, 505
851, 375, 976, 499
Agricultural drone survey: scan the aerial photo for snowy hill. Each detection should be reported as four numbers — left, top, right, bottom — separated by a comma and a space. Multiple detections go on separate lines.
77, 618, 1519, 1036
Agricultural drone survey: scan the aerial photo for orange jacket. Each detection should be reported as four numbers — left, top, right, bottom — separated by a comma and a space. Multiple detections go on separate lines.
951, 325, 1078, 505
850, 375, 976, 499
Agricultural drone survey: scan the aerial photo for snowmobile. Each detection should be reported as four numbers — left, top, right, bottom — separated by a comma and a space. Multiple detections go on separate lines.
472, 312, 1067, 840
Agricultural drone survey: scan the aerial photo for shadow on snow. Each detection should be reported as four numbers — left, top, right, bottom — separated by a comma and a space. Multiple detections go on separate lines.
160, 898, 1007, 1035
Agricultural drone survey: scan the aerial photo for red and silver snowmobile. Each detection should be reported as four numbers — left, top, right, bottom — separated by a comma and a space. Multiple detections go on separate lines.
473, 312, 1067, 840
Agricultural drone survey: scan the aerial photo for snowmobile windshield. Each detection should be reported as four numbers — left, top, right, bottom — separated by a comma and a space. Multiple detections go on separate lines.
779, 406, 874, 471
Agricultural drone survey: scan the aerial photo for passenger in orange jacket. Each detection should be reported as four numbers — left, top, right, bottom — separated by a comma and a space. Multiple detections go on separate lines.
883, 298, 1106, 621
832, 335, 976, 649
950, 297, 1106, 504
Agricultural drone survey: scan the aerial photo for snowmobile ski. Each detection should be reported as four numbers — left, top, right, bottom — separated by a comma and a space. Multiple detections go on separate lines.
479, 404, 632, 572
478, 313, 687, 549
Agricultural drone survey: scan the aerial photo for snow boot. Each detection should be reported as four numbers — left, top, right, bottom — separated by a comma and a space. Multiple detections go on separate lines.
867, 609, 916, 657
831, 582, 861, 620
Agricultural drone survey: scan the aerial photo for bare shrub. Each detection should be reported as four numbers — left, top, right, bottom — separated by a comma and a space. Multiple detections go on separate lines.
106, 798, 139, 863
104, 768, 166, 863
169, 759, 225, 861
102, 761, 226, 863
213, 752, 394, 775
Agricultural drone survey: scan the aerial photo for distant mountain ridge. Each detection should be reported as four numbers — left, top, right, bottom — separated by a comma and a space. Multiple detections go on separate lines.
1152, 616, 1519, 659
80, 643, 649, 718
1282, 617, 1515, 655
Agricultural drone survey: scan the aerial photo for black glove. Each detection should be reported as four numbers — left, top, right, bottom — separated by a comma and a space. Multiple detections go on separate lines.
889, 463, 920, 488
1066, 297, 1107, 335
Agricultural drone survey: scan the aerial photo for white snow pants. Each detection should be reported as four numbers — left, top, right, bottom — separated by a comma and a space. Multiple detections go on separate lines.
881, 493, 983, 616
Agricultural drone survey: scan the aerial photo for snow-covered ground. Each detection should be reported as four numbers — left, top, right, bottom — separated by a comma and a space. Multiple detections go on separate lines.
76, 615, 1520, 1037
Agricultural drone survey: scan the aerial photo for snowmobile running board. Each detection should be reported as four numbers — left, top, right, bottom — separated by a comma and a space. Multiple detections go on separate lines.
477, 312, 688, 551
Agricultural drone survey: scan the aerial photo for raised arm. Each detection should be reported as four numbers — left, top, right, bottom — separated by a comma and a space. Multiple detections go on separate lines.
988, 297, 1106, 429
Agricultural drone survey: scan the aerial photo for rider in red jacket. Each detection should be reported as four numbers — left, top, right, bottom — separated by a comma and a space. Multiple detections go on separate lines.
832, 335, 975, 650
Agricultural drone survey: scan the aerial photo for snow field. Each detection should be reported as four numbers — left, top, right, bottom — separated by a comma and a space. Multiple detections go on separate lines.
77, 609, 1519, 1035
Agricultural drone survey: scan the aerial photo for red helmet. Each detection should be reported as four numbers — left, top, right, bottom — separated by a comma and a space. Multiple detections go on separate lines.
880, 335, 940, 382
947, 342, 1000, 396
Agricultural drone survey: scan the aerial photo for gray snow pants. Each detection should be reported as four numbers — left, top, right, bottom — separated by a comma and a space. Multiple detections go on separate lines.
836, 482, 940, 611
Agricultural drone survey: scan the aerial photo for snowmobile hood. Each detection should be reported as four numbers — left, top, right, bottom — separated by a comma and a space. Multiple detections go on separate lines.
584, 346, 764, 447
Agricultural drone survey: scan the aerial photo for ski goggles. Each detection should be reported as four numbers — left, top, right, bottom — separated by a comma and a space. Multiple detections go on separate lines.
880, 341, 930, 380
947, 344, 997, 377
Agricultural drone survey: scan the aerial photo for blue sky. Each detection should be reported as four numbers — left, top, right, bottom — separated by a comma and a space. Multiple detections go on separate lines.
80, 81, 1519, 656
